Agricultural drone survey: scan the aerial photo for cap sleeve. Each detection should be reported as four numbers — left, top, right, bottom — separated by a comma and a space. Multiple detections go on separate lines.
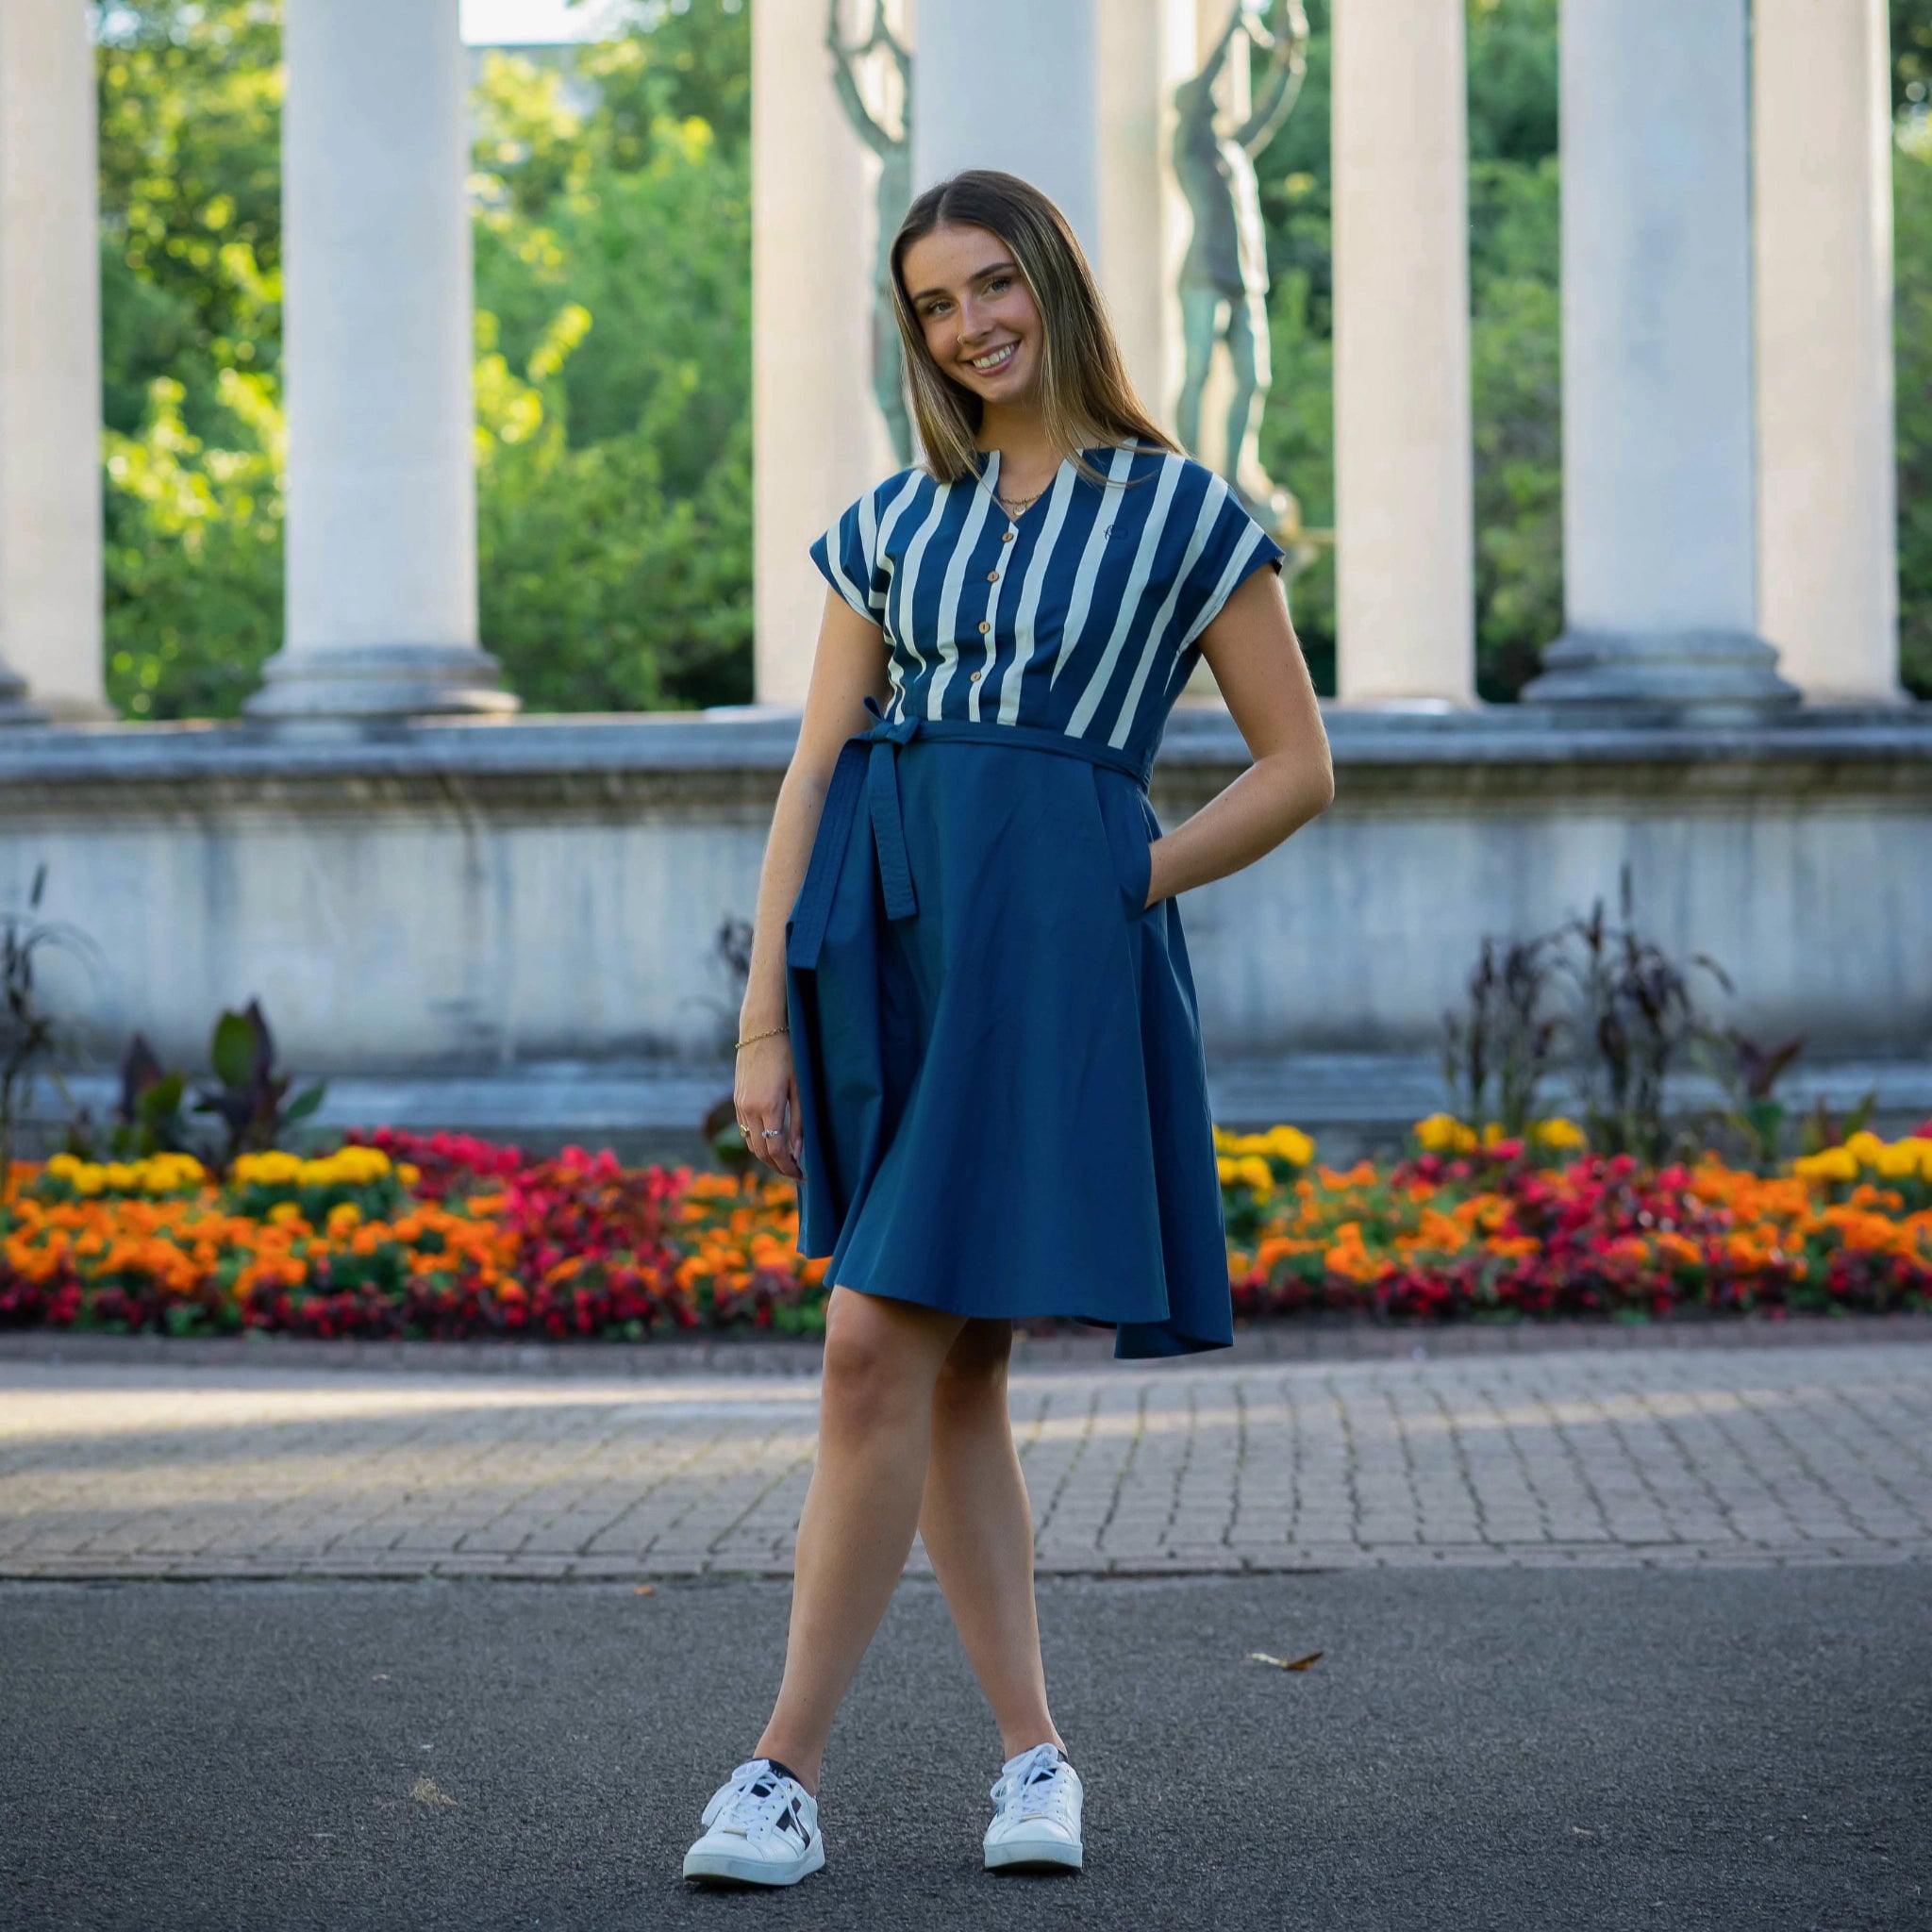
1177, 483, 1288, 648
808, 486, 885, 625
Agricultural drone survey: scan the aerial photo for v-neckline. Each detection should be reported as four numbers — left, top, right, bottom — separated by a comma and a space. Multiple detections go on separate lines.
977, 446, 1066, 527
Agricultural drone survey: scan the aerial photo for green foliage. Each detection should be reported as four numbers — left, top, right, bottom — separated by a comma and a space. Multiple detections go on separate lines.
1252, 0, 1563, 698
1467, 158, 1562, 702
1, 867, 99, 1176
193, 997, 326, 1162
95, 0, 752, 718
87, 0, 1932, 712
471, 36, 753, 708
1891, 130, 1932, 697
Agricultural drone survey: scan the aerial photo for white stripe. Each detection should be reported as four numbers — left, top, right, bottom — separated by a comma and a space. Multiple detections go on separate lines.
874, 471, 924, 630
1177, 514, 1270, 652
873, 471, 925, 718
1107, 471, 1230, 749
1062, 454, 1185, 739
996, 461, 1080, 725
820, 506, 868, 619
1047, 444, 1141, 691
858, 489, 881, 609
891, 481, 953, 718
926, 462, 1000, 720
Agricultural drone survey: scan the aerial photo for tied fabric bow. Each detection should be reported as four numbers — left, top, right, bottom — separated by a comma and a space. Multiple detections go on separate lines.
784, 692, 924, 971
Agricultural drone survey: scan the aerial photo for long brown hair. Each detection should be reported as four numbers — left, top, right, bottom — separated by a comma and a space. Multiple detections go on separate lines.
888, 169, 1178, 490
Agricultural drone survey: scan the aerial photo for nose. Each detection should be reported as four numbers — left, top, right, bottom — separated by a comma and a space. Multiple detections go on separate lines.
958, 292, 992, 345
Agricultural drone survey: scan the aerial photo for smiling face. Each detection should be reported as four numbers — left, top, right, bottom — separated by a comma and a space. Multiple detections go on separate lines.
899, 222, 1043, 408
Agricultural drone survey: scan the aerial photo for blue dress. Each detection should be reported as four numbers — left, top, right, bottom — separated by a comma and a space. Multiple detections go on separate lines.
784, 438, 1286, 1358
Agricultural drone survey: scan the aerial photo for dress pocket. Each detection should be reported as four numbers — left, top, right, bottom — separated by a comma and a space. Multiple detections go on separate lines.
1088, 764, 1156, 922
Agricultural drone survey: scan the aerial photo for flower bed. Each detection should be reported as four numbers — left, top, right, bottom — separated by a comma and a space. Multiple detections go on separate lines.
2, 1119, 1928, 1341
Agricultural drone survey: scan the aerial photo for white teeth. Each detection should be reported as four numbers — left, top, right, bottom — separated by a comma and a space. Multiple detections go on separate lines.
970, 342, 1017, 371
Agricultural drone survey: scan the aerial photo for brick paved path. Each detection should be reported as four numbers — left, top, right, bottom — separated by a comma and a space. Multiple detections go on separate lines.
3, 1341, 1928, 1580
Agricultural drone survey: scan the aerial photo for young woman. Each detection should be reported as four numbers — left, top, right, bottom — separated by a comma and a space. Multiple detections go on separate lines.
683, 168, 1332, 1888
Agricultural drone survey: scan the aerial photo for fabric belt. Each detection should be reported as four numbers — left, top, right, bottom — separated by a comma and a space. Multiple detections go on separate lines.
785, 691, 1156, 972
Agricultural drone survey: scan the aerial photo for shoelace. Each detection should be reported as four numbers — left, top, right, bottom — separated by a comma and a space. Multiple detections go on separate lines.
989, 1744, 1074, 1826
701, 1759, 801, 1841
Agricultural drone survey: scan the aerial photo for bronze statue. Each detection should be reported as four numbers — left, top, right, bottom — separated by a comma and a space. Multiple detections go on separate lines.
825, 0, 914, 467
1173, 0, 1308, 538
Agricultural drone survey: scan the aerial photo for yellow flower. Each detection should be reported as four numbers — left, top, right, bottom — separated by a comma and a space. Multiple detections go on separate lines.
234, 1151, 302, 1188
1414, 1114, 1478, 1155
1874, 1141, 1920, 1181
1262, 1124, 1315, 1167
1843, 1130, 1886, 1168
1532, 1117, 1587, 1151
1792, 1147, 1857, 1185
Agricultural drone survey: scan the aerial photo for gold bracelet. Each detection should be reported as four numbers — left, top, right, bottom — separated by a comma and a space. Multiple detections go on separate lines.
734, 1024, 790, 1052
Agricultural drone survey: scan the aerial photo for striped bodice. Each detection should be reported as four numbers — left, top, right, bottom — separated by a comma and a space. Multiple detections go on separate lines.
810, 440, 1285, 765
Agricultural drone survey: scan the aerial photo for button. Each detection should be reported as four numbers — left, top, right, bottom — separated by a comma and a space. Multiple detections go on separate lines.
1002, 530, 1015, 542
986, 570, 1000, 582
978, 621, 991, 633
971, 671, 982, 681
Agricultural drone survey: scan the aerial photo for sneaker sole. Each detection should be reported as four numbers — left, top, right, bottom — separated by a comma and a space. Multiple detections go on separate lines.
985, 1834, 1083, 1874
683, 1840, 825, 1887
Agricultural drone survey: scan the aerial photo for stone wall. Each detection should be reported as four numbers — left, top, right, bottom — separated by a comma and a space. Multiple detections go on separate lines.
2, 704, 1928, 1149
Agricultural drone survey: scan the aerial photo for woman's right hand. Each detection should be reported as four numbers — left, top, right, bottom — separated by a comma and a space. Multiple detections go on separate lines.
735, 1033, 805, 1181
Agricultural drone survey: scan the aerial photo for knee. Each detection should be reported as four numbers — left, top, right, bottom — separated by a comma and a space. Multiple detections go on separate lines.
932, 1323, 1011, 1424
821, 1302, 924, 1438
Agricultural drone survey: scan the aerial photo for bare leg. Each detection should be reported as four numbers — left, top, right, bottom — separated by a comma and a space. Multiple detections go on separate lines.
752, 1284, 966, 1795
917, 1320, 1065, 1760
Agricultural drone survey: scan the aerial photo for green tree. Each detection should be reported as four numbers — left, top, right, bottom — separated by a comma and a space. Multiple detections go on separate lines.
94, 0, 752, 719
470, 27, 753, 708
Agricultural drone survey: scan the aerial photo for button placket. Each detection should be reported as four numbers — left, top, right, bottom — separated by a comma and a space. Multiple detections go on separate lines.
968, 520, 1016, 718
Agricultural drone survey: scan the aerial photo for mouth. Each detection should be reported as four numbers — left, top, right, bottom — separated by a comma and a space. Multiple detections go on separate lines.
965, 341, 1019, 375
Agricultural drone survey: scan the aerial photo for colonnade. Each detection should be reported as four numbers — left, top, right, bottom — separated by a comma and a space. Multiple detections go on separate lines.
0, 0, 1910, 727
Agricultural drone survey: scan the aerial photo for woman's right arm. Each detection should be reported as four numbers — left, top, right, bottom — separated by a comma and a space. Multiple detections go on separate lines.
734, 587, 892, 1178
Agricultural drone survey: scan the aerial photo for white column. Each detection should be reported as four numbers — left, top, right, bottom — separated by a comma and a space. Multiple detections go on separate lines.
911, 0, 1100, 262
1096, 0, 1195, 429
0, 0, 108, 724
1755, 0, 1905, 705
1523, 0, 1796, 716
246, 0, 514, 724
1329, 0, 1474, 708
752, 0, 900, 707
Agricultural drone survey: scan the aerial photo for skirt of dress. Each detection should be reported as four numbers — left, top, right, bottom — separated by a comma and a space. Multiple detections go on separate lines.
784, 735, 1232, 1359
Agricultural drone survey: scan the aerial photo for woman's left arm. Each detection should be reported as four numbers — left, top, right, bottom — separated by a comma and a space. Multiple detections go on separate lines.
1143, 564, 1335, 908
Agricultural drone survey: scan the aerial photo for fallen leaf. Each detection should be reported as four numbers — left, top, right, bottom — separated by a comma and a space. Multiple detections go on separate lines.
633, 1585, 656, 1597
1243, 1650, 1324, 1672
372, 1673, 391, 1682
410, 1778, 457, 1807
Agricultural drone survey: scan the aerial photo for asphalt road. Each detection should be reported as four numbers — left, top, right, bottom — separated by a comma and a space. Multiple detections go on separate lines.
3, 1569, 1926, 1931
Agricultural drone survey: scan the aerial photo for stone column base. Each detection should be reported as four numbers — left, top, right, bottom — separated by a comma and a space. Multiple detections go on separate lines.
0, 661, 48, 726
242, 642, 521, 724
1520, 627, 1802, 724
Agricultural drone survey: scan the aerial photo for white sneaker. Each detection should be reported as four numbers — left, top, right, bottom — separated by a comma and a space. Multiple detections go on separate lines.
983, 1741, 1084, 1873
681, 1757, 824, 1886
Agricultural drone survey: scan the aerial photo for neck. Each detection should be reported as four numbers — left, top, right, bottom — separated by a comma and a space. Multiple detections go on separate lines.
974, 401, 1057, 470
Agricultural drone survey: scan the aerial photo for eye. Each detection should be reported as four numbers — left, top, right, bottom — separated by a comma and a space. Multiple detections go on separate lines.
987, 275, 1010, 293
